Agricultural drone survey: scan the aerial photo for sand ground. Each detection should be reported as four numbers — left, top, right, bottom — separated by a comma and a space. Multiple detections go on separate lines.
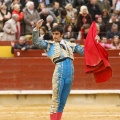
0, 104, 120, 120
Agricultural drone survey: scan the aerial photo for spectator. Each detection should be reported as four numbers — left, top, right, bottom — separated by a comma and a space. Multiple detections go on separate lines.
111, 35, 120, 49
99, 36, 112, 49
56, 9, 67, 27
51, 1, 62, 23
39, 8, 57, 26
12, 4, 24, 35
12, 4, 24, 22
20, 0, 39, 10
95, 15, 106, 37
45, 15, 55, 31
86, 0, 101, 21
4, 0, 12, 12
77, 23, 90, 40
2, 14, 20, 41
10, 0, 21, 13
65, 3, 77, 24
114, 0, 120, 12
106, 23, 120, 39
96, 0, 111, 13
23, 1, 40, 35
101, 9, 110, 24
76, 5, 92, 31
76, 5, 92, 40
11, 36, 31, 53
37, 2, 46, 12
105, 13, 120, 31
63, 24, 78, 40
69, 17, 79, 36
52, 0, 64, 7
39, 26, 47, 40
0, 3, 11, 32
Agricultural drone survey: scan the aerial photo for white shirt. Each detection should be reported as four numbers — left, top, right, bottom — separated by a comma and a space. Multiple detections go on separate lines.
115, 1, 120, 11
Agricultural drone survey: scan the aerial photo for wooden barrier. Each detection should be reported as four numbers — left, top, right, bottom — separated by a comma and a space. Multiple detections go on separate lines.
0, 41, 12, 46
0, 56, 120, 90
107, 49, 120, 57
14, 49, 47, 57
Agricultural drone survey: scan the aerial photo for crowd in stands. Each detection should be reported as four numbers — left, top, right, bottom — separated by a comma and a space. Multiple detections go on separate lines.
0, 0, 120, 51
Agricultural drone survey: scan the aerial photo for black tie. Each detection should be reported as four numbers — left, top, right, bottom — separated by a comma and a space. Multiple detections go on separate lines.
60, 43, 66, 50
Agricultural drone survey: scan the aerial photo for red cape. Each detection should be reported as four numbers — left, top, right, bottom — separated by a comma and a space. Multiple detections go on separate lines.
84, 22, 112, 83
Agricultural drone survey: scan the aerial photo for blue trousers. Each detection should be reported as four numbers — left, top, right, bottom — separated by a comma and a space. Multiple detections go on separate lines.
50, 58, 74, 113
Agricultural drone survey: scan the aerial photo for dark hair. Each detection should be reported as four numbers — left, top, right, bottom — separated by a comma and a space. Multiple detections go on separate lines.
61, 9, 67, 16
52, 25, 64, 34
112, 36, 120, 46
44, 33, 53, 40
82, 24, 90, 30
102, 9, 109, 15
64, 24, 72, 32
40, 26, 47, 34
53, 1, 59, 6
